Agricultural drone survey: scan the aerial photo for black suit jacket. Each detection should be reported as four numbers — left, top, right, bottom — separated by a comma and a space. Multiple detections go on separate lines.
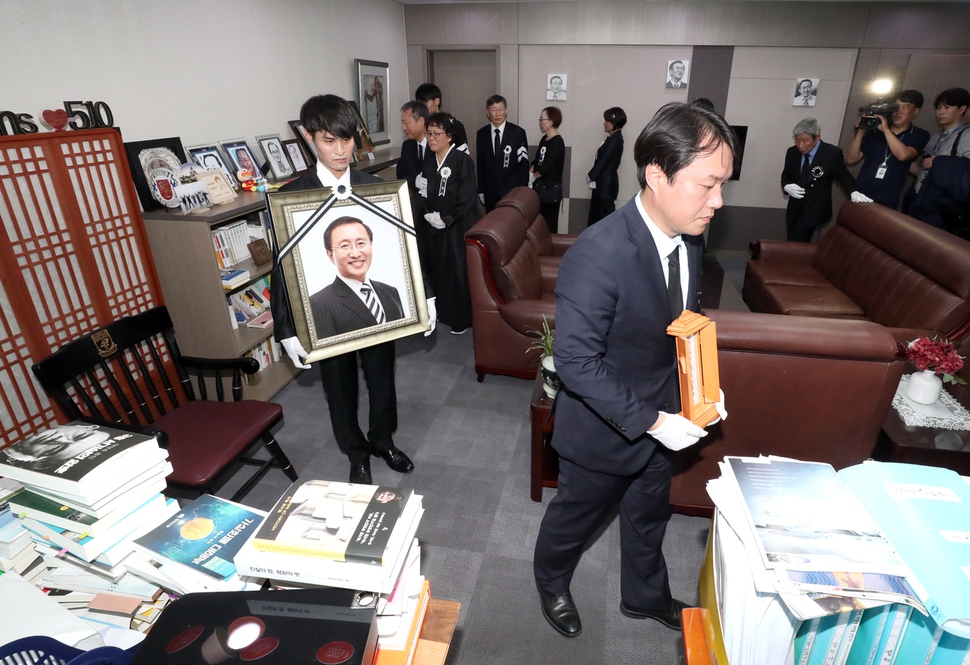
310, 278, 404, 338
781, 141, 856, 230
476, 122, 529, 208
587, 130, 624, 203
396, 139, 433, 195
271, 168, 382, 342
551, 197, 702, 475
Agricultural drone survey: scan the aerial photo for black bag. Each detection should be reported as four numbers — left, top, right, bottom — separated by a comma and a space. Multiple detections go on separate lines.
532, 178, 562, 206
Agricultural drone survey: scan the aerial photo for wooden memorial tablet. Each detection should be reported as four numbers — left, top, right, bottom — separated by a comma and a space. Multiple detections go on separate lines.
667, 311, 720, 428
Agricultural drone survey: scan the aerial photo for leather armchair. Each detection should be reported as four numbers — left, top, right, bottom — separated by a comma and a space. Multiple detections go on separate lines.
495, 186, 579, 260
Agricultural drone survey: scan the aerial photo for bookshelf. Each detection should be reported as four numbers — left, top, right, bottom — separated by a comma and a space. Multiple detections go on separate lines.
141, 192, 299, 401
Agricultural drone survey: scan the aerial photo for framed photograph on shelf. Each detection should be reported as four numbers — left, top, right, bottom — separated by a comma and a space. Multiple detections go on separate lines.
219, 138, 264, 180
186, 144, 238, 189
288, 120, 316, 161
355, 59, 390, 146
256, 134, 295, 180
265, 181, 428, 363
283, 138, 312, 174
123, 137, 187, 211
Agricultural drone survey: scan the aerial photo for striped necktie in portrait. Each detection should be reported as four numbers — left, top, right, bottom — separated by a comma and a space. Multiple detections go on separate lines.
360, 284, 385, 324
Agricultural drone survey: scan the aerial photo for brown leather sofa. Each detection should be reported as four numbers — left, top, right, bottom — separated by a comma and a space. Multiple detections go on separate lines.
669, 309, 906, 516
495, 186, 579, 262
743, 202, 970, 345
465, 201, 557, 381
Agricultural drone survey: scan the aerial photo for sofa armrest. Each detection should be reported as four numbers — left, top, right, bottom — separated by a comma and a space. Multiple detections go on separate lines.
539, 257, 560, 294
749, 240, 817, 264
549, 234, 579, 257
500, 298, 556, 337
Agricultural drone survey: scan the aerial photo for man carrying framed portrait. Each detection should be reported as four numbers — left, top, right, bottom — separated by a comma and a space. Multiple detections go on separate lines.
270, 94, 435, 486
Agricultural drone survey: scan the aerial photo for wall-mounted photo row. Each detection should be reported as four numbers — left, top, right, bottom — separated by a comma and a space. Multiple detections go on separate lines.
793, 78, 819, 107
220, 139, 264, 180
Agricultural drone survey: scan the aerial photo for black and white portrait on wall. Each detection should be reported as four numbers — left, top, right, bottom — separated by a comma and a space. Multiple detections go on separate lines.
666, 60, 689, 89
547, 74, 567, 101
793, 78, 819, 107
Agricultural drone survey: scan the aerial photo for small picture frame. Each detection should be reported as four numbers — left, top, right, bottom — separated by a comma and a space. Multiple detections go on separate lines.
196, 169, 237, 204
220, 139, 264, 180
666, 60, 690, 89
283, 138, 312, 174
546, 74, 567, 101
355, 59, 391, 146
123, 137, 187, 211
256, 134, 295, 181
186, 144, 239, 190
793, 78, 819, 107
265, 181, 428, 363
289, 120, 317, 160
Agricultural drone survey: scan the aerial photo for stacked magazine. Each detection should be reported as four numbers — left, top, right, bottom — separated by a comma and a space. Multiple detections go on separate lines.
707, 456, 970, 665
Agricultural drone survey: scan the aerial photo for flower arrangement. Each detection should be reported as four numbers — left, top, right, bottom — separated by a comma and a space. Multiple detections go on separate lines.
907, 337, 966, 385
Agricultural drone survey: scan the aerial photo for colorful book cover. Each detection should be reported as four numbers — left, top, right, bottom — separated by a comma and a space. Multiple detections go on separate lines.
133, 495, 264, 581
844, 604, 892, 665
839, 462, 970, 638
893, 609, 938, 665
932, 627, 970, 664
254, 480, 413, 564
806, 611, 852, 665
874, 605, 912, 665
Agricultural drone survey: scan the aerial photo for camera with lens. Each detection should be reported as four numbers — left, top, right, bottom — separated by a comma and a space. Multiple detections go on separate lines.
858, 102, 899, 131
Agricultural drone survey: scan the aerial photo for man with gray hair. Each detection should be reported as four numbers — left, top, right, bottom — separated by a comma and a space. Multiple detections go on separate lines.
781, 117, 870, 242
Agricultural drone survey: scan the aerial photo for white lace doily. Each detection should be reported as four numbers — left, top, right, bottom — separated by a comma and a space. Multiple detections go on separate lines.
892, 374, 970, 430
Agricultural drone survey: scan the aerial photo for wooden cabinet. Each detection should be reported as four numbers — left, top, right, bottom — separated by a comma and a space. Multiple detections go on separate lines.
142, 192, 299, 401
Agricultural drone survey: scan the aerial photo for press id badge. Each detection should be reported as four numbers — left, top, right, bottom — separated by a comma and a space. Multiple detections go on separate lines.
875, 165, 888, 179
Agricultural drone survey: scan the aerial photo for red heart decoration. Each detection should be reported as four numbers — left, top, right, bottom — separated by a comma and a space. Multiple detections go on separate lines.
42, 109, 69, 131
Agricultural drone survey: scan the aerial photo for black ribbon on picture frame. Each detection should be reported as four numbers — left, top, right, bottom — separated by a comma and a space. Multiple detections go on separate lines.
532, 179, 562, 205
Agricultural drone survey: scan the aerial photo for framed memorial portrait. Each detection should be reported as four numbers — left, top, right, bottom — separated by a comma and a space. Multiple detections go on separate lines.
265, 181, 429, 363
283, 138, 312, 174
546, 74, 567, 101
793, 78, 819, 107
220, 138, 264, 180
186, 144, 239, 189
123, 136, 187, 211
256, 133, 295, 180
355, 59, 390, 146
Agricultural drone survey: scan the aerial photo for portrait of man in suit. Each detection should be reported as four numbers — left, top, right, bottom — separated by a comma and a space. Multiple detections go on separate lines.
309, 216, 405, 339
547, 74, 567, 101
665, 60, 689, 89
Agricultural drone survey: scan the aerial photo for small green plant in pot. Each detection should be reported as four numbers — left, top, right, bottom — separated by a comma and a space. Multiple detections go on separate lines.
526, 315, 559, 399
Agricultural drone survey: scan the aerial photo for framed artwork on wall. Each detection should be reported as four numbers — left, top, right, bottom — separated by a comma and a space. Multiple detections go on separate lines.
793, 78, 819, 107
355, 59, 390, 146
547, 74, 567, 101
666, 60, 689, 89
219, 139, 264, 180
186, 144, 238, 189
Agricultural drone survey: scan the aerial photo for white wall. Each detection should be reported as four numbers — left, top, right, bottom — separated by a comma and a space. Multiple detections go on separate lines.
0, 0, 409, 150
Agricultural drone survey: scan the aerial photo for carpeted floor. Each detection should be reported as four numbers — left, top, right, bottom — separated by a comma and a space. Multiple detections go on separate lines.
220, 326, 714, 665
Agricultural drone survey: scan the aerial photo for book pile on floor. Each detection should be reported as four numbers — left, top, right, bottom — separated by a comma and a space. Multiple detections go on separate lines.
0, 476, 39, 575
233, 479, 427, 664
705, 456, 970, 665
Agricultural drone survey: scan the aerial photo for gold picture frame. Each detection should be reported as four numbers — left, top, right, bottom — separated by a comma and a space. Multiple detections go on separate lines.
667, 311, 720, 428
265, 181, 428, 363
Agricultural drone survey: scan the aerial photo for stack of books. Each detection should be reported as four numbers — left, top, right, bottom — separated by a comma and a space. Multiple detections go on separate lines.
233, 479, 424, 595
220, 268, 251, 290
228, 276, 272, 328
211, 220, 251, 268
0, 477, 38, 575
706, 456, 970, 665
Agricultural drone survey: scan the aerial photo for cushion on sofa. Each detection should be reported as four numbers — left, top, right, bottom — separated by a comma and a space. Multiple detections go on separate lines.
745, 260, 832, 288
759, 284, 866, 318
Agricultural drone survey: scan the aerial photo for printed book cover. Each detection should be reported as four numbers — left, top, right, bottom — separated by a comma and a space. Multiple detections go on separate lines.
254, 480, 413, 564
133, 495, 264, 581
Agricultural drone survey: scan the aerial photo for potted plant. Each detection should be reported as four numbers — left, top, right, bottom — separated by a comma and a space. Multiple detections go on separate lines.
527, 315, 559, 399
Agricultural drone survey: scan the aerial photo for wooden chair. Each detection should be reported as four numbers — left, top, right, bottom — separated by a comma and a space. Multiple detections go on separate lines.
31, 306, 298, 501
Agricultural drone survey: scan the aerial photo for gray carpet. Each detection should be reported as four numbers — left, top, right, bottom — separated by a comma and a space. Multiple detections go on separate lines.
222, 330, 713, 665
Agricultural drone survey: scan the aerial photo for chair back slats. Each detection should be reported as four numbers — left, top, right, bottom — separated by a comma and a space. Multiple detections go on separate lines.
129, 341, 168, 419
98, 359, 137, 424
232, 370, 244, 401
114, 348, 157, 424
179, 375, 196, 402
84, 368, 123, 423
144, 338, 180, 410
69, 376, 108, 421
214, 370, 226, 402
197, 372, 209, 400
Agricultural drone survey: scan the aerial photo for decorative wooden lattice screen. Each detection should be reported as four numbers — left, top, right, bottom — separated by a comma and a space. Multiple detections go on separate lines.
0, 128, 165, 445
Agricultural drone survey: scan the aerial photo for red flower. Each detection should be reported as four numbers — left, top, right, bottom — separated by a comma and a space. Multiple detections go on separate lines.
907, 337, 965, 383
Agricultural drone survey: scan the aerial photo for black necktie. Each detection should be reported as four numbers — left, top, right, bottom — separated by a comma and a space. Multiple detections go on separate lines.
494, 127, 501, 156
418, 143, 424, 162
360, 284, 385, 324
667, 247, 683, 322
801, 154, 811, 183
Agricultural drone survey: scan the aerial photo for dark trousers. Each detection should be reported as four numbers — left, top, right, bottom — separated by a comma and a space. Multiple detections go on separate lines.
533, 451, 674, 610
587, 197, 615, 226
785, 223, 816, 243
318, 341, 396, 463
540, 201, 560, 234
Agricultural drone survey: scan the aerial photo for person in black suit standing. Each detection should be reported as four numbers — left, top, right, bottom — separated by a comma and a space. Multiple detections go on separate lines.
587, 107, 626, 226
781, 117, 872, 242
476, 94, 529, 212
271, 94, 419, 485
396, 101, 434, 280
533, 102, 732, 638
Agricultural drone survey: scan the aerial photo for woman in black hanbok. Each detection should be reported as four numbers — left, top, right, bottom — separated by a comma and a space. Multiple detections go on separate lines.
421, 112, 480, 334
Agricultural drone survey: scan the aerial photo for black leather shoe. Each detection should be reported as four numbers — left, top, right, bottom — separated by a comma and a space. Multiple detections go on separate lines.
619, 598, 688, 630
536, 581, 582, 637
349, 458, 372, 485
375, 446, 414, 473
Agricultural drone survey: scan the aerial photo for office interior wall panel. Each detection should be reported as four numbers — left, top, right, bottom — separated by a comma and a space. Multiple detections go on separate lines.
862, 4, 970, 50
404, 2, 518, 47
0, 129, 164, 445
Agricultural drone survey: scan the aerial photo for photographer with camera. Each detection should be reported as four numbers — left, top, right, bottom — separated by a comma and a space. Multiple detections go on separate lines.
846, 90, 929, 209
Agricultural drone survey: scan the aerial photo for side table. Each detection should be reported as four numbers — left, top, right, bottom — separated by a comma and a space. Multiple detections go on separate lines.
530, 372, 559, 501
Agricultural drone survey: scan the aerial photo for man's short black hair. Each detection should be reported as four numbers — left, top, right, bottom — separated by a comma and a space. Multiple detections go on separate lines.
415, 83, 442, 104
604, 107, 627, 130
934, 87, 970, 111
400, 101, 429, 122
896, 89, 924, 109
634, 102, 740, 189
324, 216, 373, 251
486, 95, 507, 108
300, 94, 358, 140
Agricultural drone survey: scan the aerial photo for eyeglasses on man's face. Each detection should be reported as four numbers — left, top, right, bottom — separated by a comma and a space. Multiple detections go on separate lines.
332, 240, 372, 253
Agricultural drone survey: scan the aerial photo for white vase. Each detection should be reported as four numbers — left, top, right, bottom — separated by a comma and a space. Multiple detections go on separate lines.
540, 354, 560, 399
906, 369, 943, 405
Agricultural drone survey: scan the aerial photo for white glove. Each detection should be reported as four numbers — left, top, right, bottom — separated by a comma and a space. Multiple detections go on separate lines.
710, 389, 728, 425
478, 193, 485, 205
424, 297, 437, 336
783, 183, 805, 199
528, 171, 536, 187
281, 336, 310, 369
588, 180, 597, 190
414, 173, 428, 198
424, 212, 445, 229
649, 412, 708, 451
850, 191, 873, 203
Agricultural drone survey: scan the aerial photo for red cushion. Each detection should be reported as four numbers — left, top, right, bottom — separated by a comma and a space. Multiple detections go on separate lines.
154, 400, 283, 487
